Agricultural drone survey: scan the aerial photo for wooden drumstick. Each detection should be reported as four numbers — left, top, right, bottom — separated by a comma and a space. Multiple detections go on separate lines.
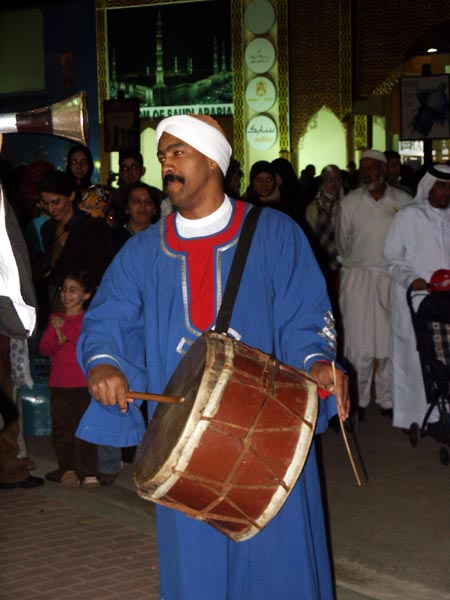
126, 391, 185, 404
332, 362, 362, 487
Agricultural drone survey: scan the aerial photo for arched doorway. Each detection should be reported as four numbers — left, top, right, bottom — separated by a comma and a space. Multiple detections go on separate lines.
297, 107, 347, 174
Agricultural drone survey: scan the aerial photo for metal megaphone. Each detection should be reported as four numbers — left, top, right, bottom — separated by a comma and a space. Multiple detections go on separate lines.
0, 91, 89, 145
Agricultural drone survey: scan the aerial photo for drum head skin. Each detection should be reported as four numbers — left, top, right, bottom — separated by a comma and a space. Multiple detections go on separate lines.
135, 335, 207, 484
134, 331, 318, 542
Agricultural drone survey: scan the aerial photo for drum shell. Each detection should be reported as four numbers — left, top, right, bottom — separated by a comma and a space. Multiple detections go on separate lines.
134, 331, 318, 542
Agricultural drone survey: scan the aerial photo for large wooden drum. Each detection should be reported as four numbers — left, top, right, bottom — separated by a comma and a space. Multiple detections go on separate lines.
134, 331, 318, 542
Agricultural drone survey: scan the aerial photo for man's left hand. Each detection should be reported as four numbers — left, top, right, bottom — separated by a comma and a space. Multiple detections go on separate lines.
309, 362, 350, 421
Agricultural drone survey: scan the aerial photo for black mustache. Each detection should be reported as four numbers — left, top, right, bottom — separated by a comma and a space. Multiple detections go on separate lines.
163, 173, 185, 186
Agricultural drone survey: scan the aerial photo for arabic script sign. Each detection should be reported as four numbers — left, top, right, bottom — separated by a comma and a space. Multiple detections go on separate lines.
244, 38, 276, 74
246, 114, 278, 150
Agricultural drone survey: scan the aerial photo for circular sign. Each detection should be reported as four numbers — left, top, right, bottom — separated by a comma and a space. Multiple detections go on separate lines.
245, 76, 277, 113
244, 38, 276, 74
246, 115, 278, 151
244, 0, 276, 35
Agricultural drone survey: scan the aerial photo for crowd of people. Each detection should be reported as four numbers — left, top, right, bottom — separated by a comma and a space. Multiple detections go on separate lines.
0, 143, 165, 490
0, 117, 448, 598
1, 134, 449, 489
238, 149, 449, 438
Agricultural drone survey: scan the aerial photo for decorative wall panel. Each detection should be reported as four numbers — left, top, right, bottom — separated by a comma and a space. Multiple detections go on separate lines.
356, 2, 450, 97
288, 0, 351, 148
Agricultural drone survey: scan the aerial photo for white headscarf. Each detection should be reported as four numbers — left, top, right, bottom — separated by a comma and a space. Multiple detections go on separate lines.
415, 164, 450, 203
155, 115, 232, 176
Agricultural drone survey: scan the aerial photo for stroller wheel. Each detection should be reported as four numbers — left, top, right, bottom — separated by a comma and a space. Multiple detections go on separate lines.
409, 422, 421, 447
439, 446, 449, 466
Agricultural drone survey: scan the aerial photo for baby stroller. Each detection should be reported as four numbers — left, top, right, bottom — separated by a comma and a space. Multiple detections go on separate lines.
406, 270, 450, 466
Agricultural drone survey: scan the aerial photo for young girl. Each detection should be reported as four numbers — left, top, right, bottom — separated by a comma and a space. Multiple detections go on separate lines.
39, 270, 98, 489
65, 144, 94, 201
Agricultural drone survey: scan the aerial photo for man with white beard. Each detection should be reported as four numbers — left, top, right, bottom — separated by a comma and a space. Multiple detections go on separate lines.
336, 149, 413, 421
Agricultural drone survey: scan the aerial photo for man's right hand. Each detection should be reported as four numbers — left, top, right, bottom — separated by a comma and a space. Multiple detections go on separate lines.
88, 364, 132, 413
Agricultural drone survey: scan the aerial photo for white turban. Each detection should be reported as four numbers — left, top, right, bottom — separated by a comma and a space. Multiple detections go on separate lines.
360, 149, 387, 164
415, 164, 450, 203
155, 115, 232, 176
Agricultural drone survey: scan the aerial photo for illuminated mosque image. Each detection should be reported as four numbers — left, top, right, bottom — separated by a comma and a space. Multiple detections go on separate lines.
108, 5, 233, 116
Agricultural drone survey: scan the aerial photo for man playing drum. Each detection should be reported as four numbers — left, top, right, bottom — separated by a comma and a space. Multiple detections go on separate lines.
77, 115, 349, 600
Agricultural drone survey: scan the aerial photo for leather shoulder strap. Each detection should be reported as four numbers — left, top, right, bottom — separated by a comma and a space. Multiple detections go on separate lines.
215, 205, 262, 335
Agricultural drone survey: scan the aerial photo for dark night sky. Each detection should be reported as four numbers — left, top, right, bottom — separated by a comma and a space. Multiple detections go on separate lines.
108, 0, 231, 77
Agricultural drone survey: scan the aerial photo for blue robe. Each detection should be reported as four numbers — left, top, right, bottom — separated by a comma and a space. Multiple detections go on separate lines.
77, 200, 337, 600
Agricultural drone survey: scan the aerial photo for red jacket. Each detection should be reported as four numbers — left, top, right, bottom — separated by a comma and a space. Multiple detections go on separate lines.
39, 312, 87, 388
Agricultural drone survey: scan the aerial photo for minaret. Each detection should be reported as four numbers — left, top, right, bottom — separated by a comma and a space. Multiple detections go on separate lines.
213, 37, 219, 74
155, 10, 165, 88
110, 48, 118, 97
221, 41, 226, 72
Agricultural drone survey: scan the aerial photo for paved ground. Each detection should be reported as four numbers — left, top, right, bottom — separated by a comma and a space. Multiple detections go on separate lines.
1, 404, 449, 600
320, 406, 450, 600
0, 458, 158, 600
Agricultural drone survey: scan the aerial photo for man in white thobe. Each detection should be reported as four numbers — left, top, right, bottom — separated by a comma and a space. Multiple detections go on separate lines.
384, 164, 450, 430
336, 149, 413, 419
